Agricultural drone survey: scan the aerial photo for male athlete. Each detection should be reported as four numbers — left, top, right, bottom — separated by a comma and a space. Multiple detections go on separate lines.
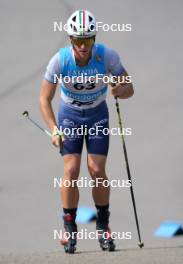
40, 10, 134, 253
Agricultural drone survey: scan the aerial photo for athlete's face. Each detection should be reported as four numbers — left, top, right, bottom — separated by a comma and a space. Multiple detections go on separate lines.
70, 37, 94, 62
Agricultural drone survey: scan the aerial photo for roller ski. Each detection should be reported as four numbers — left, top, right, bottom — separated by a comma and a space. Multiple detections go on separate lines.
96, 209, 116, 252
60, 213, 77, 254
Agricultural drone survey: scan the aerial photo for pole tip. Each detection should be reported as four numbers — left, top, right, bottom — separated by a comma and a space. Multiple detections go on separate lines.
138, 242, 144, 248
22, 110, 29, 117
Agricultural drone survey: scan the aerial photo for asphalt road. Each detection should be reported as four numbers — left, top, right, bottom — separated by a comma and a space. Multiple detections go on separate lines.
0, 0, 183, 263
0, 247, 183, 264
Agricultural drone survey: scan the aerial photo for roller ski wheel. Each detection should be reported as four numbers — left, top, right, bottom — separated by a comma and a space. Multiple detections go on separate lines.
60, 213, 77, 254
98, 227, 116, 252
63, 239, 76, 254
96, 209, 115, 252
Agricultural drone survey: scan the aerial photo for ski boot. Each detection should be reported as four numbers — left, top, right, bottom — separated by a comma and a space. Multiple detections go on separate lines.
60, 213, 77, 254
96, 209, 116, 252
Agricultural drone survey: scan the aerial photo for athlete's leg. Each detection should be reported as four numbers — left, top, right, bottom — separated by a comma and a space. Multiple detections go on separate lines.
85, 102, 115, 251
85, 101, 110, 205
87, 154, 110, 205
60, 153, 81, 253
61, 153, 81, 209
58, 101, 84, 208
87, 153, 115, 251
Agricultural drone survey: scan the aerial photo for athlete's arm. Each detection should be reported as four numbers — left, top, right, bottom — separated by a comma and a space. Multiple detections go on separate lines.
39, 80, 57, 133
105, 47, 134, 99
40, 53, 61, 146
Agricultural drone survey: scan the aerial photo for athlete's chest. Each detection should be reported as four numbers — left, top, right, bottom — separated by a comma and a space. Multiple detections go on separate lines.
63, 56, 106, 77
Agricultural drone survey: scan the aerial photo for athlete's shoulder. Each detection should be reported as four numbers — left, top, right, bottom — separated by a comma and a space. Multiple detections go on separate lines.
104, 45, 120, 58
102, 45, 125, 75
44, 46, 72, 82
44, 52, 60, 83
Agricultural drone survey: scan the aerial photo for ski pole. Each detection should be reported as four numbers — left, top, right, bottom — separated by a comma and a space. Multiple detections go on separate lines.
22, 110, 52, 137
114, 93, 144, 248
22, 110, 64, 147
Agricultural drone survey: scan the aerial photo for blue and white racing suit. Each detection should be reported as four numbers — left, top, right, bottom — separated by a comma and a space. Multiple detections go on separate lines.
44, 43, 125, 155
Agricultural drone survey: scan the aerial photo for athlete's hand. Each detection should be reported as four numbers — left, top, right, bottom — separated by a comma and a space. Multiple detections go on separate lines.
51, 126, 61, 148
110, 82, 134, 99
110, 83, 124, 97
52, 135, 60, 147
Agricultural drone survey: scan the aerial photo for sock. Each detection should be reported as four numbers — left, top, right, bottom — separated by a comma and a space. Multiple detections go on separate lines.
63, 208, 77, 215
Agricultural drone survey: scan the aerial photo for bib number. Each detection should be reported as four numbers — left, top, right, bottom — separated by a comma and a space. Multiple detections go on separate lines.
73, 81, 96, 90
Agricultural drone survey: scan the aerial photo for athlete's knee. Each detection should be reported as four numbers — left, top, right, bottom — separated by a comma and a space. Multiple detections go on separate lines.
88, 163, 105, 179
64, 165, 80, 181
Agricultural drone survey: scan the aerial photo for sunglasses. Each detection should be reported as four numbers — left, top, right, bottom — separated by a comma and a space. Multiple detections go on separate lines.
71, 37, 94, 47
